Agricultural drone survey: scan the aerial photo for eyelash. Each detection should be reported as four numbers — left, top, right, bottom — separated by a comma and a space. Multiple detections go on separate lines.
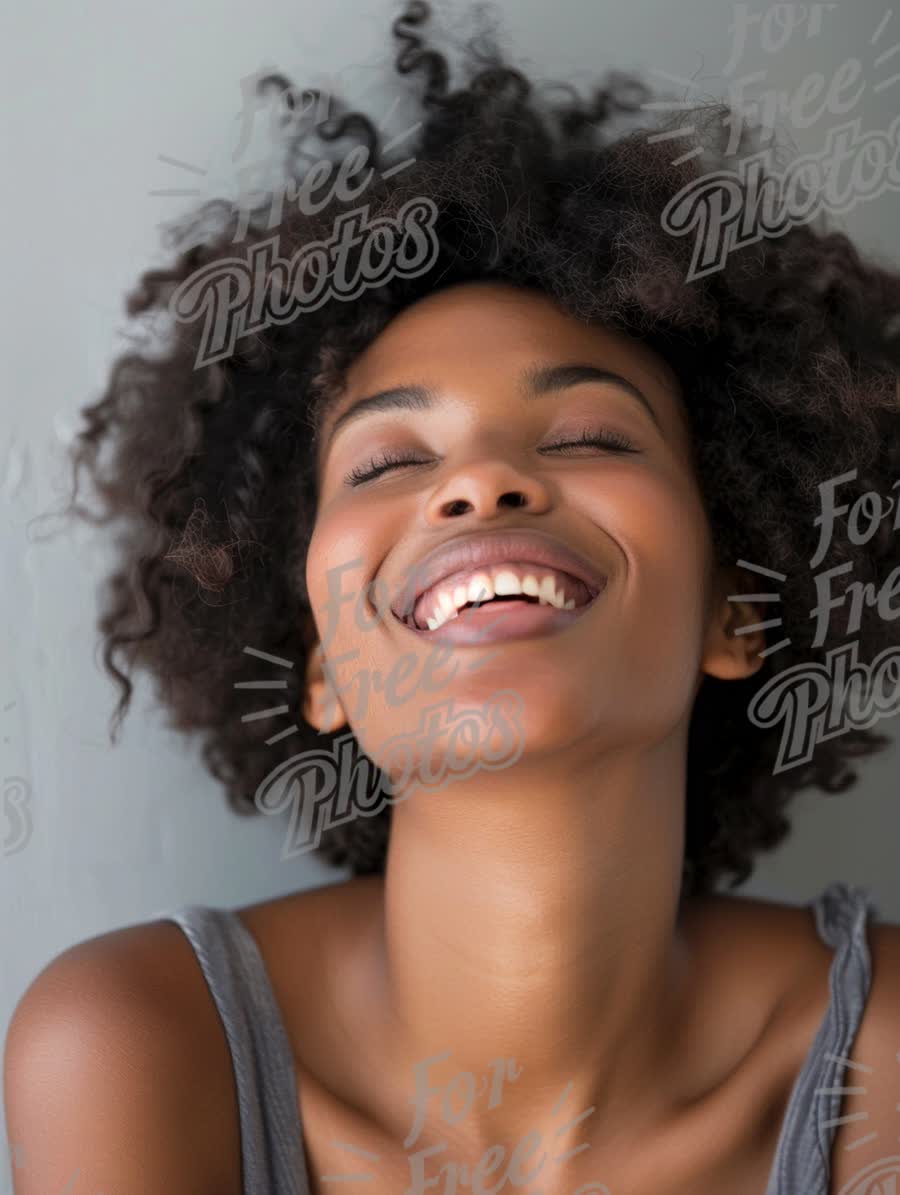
343, 426, 640, 486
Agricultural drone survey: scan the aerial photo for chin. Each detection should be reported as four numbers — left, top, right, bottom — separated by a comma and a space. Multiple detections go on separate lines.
359, 689, 610, 799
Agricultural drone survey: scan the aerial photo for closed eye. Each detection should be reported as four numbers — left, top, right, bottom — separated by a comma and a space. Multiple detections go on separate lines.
539, 426, 640, 455
344, 449, 434, 486
343, 425, 640, 486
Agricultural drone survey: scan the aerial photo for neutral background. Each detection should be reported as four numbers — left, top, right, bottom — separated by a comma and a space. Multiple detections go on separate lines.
2, 0, 898, 1184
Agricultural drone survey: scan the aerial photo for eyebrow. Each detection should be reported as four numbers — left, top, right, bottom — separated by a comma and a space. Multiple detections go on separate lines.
317, 362, 663, 455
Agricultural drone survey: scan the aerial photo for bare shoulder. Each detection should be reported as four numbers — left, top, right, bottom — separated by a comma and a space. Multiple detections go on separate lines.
233, 869, 380, 979
234, 876, 382, 1000
233, 876, 387, 1081
687, 887, 900, 1195
3, 917, 242, 1195
685, 884, 830, 943
690, 884, 900, 996
681, 887, 837, 1014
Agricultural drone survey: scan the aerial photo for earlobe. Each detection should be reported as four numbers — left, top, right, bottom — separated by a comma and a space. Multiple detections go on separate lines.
303, 643, 349, 734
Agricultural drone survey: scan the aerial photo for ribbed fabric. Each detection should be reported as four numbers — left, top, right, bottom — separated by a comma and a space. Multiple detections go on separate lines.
162, 879, 877, 1195
165, 904, 308, 1194
763, 881, 878, 1195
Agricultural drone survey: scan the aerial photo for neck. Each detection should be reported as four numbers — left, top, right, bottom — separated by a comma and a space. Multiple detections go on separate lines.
361, 732, 702, 1158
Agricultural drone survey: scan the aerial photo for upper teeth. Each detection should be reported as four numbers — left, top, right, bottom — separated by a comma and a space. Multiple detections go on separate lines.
423, 568, 576, 631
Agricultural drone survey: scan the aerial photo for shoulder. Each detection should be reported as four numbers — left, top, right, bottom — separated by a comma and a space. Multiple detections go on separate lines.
687, 888, 900, 1194
682, 887, 836, 1011
234, 876, 386, 1080
234, 875, 382, 987
3, 916, 242, 1195
687, 884, 899, 1017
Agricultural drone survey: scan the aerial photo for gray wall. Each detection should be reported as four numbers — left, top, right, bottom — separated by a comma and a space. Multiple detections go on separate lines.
2, 0, 898, 1184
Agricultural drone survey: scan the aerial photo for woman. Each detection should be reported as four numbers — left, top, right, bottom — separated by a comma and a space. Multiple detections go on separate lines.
5, 3, 900, 1193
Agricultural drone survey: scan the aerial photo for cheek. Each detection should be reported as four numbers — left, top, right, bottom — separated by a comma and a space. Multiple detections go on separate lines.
581, 467, 713, 649
585, 462, 710, 561
305, 508, 383, 648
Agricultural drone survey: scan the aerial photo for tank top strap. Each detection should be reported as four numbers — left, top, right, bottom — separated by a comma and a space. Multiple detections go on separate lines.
765, 880, 879, 1195
163, 905, 308, 1195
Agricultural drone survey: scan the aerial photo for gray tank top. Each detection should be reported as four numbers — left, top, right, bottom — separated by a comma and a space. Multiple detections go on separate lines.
161, 880, 878, 1195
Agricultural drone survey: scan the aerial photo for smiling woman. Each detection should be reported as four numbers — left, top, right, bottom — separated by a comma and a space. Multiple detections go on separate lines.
4, 2, 900, 1195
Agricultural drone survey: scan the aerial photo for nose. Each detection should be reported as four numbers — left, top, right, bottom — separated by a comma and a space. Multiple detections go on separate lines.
424, 452, 552, 522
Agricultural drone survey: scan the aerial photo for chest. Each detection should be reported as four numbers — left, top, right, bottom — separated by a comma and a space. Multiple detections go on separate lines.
292, 1067, 793, 1195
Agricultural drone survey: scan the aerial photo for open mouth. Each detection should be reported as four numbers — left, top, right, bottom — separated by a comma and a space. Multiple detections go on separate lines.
394, 561, 605, 635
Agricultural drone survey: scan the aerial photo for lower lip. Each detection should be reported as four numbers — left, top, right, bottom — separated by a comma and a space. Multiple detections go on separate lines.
397, 590, 604, 646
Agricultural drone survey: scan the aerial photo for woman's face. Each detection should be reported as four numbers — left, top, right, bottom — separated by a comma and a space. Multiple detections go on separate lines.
305, 280, 745, 779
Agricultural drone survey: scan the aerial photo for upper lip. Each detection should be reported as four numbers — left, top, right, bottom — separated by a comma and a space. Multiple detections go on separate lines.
390, 528, 608, 624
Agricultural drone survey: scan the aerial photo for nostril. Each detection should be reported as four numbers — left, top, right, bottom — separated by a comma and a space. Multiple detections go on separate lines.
442, 499, 472, 516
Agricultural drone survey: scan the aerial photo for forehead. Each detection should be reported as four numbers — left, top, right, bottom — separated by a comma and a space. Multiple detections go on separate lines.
342, 281, 682, 396
315, 280, 690, 459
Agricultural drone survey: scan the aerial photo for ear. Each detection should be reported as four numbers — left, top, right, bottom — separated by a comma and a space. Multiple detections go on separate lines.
302, 641, 350, 734
700, 565, 769, 682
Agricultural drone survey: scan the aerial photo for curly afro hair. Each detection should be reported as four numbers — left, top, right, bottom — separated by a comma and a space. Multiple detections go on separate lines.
69, 0, 900, 899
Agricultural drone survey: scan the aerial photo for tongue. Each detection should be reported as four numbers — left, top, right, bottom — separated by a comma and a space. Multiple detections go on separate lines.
469, 595, 537, 608
426, 596, 541, 628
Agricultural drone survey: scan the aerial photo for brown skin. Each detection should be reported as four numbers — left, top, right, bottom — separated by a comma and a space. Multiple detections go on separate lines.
301, 281, 767, 1144
5, 282, 900, 1195
237, 878, 887, 1194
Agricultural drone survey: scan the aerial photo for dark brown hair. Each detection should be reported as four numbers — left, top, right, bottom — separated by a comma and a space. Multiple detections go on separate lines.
70, 0, 900, 897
